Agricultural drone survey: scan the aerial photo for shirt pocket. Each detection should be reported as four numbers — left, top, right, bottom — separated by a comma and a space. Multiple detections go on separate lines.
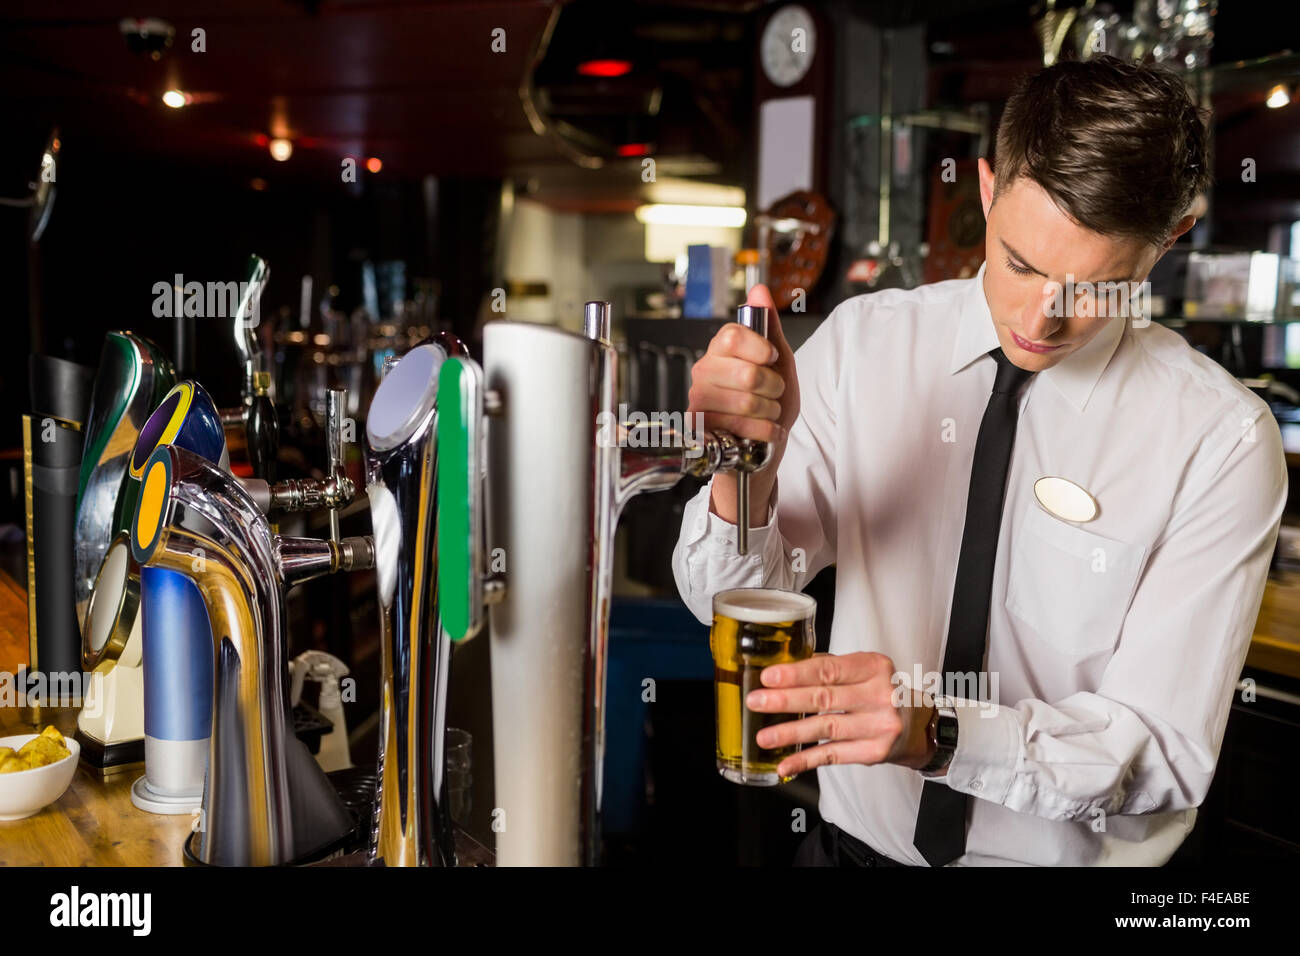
1004, 501, 1147, 656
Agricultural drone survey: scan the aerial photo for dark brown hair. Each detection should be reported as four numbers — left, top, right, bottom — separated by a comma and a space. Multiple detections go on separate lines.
994, 55, 1211, 246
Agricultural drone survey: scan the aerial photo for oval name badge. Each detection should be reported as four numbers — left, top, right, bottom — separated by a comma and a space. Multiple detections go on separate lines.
1034, 475, 1098, 523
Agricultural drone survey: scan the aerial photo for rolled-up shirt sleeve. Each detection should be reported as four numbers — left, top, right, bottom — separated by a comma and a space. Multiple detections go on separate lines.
671, 308, 843, 625
943, 403, 1288, 822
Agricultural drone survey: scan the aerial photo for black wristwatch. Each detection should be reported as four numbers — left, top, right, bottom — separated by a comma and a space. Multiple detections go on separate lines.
919, 697, 958, 778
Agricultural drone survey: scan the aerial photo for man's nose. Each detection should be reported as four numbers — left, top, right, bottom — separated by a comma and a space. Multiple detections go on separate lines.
1019, 284, 1064, 341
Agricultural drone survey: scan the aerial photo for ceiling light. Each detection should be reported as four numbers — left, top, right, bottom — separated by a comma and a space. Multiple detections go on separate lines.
269, 138, 293, 162
578, 59, 633, 78
162, 89, 188, 109
1266, 84, 1291, 109
635, 204, 747, 228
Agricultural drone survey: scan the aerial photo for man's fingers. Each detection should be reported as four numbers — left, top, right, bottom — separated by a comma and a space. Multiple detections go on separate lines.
776, 738, 895, 778
746, 680, 874, 715
706, 322, 778, 366
760, 651, 892, 689
688, 382, 782, 423
746, 282, 793, 362
690, 355, 786, 400
696, 412, 784, 445
746, 281, 778, 313
754, 707, 902, 751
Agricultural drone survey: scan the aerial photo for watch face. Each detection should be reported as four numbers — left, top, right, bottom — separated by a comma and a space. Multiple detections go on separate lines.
761, 5, 816, 88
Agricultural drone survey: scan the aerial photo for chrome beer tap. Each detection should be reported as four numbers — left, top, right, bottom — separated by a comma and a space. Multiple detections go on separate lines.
240, 387, 355, 524
432, 301, 775, 865
129, 444, 373, 865
365, 334, 469, 867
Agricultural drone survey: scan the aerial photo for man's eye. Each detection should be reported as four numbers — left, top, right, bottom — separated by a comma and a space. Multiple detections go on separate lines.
1005, 256, 1032, 276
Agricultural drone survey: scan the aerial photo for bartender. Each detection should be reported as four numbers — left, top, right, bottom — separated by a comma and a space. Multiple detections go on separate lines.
672, 55, 1288, 866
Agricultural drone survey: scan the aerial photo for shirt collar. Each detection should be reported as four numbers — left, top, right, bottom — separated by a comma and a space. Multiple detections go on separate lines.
948, 261, 1125, 413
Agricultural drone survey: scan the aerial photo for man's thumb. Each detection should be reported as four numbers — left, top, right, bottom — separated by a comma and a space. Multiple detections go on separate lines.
745, 283, 791, 364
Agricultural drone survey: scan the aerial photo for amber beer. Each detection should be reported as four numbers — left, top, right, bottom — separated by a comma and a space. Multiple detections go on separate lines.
710, 588, 816, 786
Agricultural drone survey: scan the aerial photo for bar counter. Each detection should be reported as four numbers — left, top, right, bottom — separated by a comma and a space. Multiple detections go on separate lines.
0, 570, 492, 866
2, 565, 1298, 865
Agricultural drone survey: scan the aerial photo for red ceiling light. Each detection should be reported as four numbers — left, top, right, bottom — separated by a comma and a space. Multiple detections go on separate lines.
578, 59, 633, 78
617, 143, 651, 157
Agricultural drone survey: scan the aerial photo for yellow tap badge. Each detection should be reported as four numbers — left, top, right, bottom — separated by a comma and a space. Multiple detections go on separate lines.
132, 447, 173, 563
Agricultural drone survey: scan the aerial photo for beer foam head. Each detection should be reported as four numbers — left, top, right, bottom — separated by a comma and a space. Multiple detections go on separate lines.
713, 588, 815, 624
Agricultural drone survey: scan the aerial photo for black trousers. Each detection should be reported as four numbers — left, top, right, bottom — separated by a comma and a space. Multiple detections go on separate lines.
793, 821, 913, 867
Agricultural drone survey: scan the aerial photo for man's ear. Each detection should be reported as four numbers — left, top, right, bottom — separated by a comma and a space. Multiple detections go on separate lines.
978, 158, 996, 218
1163, 214, 1196, 251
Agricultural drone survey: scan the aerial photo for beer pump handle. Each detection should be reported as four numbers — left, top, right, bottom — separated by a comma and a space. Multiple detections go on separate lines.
246, 371, 279, 483
235, 254, 270, 406
436, 356, 495, 643
734, 304, 770, 556
584, 300, 612, 345
326, 387, 347, 544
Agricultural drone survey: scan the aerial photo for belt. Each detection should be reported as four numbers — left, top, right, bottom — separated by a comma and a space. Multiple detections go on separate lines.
822, 821, 910, 867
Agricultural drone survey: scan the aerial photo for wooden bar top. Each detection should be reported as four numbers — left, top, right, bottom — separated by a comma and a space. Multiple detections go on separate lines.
0, 705, 194, 866
1246, 569, 1300, 680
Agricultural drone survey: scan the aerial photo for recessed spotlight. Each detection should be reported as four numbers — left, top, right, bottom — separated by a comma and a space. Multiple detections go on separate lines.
162, 89, 188, 109
269, 138, 293, 162
1266, 84, 1291, 109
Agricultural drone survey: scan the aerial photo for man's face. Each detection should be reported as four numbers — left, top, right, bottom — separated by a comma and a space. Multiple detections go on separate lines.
977, 158, 1179, 372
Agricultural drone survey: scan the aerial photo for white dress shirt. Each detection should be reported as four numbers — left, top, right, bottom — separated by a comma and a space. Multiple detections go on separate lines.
672, 263, 1288, 866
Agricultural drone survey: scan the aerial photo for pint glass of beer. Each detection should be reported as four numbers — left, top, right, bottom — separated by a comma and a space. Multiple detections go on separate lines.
710, 588, 816, 786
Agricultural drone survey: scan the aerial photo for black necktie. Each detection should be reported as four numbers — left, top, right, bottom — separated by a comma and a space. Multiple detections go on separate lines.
912, 347, 1035, 867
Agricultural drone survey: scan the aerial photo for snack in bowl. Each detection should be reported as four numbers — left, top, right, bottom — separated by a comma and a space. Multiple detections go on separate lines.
0, 725, 71, 772
0, 727, 80, 820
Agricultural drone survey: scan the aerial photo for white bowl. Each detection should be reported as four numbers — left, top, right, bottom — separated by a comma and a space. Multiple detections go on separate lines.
0, 733, 80, 821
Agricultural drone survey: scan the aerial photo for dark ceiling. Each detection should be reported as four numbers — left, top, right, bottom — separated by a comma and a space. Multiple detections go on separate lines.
0, 0, 764, 197
1, 0, 1296, 218
1, 1, 572, 180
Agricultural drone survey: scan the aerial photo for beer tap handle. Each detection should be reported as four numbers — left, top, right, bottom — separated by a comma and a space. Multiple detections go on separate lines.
584, 300, 611, 345
246, 370, 279, 483
733, 304, 771, 556
436, 355, 496, 643
326, 387, 347, 545
236, 254, 270, 407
